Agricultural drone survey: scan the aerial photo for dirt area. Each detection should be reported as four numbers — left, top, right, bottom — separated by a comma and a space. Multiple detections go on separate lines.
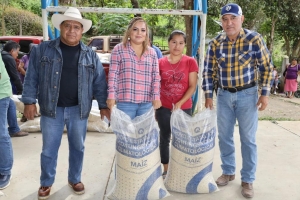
207, 92, 300, 121
258, 93, 300, 121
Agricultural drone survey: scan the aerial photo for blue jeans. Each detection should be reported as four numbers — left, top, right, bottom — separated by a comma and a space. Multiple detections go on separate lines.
217, 86, 258, 183
40, 105, 88, 186
0, 97, 13, 176
270, 79, 274, 87
7, 98, 20, 135
117, 102, 152, 119
10, 81, 17, 95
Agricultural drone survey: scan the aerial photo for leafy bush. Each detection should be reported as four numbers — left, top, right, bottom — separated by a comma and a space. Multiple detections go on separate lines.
94, 14, 132, 35
4, 7, 43, 36
9, 0, 42, 17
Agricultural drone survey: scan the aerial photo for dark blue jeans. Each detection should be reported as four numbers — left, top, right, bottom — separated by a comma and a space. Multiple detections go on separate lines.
7, 98, 20, 135
156, 106, 192, 164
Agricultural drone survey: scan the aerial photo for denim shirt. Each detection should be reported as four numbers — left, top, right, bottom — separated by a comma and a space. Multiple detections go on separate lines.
22, 38, 108, 119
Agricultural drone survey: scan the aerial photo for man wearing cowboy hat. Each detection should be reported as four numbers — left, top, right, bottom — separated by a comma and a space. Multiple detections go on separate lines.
22, 7, 110, 200
202, 3, 273, 198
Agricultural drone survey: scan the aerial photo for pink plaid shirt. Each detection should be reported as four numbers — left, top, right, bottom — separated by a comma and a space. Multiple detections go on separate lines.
107, 42, 160, 103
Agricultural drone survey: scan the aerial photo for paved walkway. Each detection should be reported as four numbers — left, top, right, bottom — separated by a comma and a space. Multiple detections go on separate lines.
1, 119, 299, 200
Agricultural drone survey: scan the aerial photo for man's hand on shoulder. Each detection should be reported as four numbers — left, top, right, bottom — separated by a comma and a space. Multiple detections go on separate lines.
257, 95, 268, 111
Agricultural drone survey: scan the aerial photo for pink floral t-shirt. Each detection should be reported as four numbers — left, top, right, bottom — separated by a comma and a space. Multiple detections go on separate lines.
158, 55, 198, 109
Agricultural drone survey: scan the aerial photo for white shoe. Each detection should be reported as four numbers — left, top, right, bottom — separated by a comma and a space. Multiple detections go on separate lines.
274, 92, 276, 94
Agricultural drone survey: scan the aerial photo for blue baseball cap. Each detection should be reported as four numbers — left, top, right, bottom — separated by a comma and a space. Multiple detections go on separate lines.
221, 3, 243, 16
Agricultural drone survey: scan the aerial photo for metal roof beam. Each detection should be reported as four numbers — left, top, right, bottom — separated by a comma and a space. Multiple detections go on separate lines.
46, 6, 203, 16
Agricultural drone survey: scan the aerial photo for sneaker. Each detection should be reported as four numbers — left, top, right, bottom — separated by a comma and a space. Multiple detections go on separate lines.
38, 186, 51, 200
0, 174, 11, 190
68, 181, 85, 195
10, 131, 29, 137
274, 91, 277, 94
162, 171, 167, 180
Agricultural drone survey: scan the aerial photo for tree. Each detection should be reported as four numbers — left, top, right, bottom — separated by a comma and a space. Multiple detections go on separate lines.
130, 0, 141, 17
95, 14, 131, 35
0, 0, 9, 35
261, 1, 282, 55
272, 0, 300, 58
183, 0, 193, 56
4, 7, 43, 35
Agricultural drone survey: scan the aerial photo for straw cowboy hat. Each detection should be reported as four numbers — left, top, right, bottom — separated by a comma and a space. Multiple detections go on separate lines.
51, 7, 92, 33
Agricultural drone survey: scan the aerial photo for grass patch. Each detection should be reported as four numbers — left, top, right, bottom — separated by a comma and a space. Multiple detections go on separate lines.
258, 116, 296, 121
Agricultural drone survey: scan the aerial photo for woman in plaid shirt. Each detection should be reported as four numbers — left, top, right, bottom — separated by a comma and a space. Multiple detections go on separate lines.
107, 17, 161, 119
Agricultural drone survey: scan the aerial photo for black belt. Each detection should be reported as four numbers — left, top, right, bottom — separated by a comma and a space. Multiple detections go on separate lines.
221, 82, 256, 93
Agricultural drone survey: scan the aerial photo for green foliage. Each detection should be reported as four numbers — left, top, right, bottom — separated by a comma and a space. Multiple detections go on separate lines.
206, 17, 222, 36
9, 0, 41, 16
4, 7, 43, 36
154, 15, 185, 38
94, 14, 132, 35
90, 0, 186, 37
84, 13, 101, 25
235, 0, 262, 30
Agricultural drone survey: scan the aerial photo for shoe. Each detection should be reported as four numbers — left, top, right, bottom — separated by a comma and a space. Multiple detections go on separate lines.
274, 92, 277, 94
241, 182, 254, 198
0, 174, 11, 189
20, 115, 27, 122
68, 181, 85, 195
10, 131, 29, 137
38, 186, 51, 200
162, 171, 167, 180
216, 174, 235, 186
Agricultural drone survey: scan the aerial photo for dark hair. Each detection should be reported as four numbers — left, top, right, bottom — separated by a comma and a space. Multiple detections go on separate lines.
168, 30, 186, 43
3, 41, 20, 52
291, 57, 298, 62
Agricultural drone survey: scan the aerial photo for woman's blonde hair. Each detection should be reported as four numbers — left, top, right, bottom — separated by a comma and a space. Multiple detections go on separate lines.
122, 17, 149, 55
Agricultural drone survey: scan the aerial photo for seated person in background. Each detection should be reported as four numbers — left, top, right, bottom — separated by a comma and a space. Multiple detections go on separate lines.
1, 41, 29, 137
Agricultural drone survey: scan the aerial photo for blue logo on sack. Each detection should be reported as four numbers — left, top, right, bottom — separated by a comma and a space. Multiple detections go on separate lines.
138, 128, 145, 134
194, 127, 200, 133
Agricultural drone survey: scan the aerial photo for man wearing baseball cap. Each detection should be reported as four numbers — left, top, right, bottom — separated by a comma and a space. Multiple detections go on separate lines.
22, 7, 110, 199
203, 3, 273, 198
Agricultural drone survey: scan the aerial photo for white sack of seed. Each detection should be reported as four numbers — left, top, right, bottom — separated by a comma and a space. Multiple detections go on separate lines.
107, 107, 169, 200
164, 109, 218, 194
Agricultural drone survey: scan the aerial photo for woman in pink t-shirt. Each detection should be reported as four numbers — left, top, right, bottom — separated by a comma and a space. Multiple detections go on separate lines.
156, 30, 198, 178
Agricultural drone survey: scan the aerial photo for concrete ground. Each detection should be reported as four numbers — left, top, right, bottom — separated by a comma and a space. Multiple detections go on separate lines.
0, 120, 299, 200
